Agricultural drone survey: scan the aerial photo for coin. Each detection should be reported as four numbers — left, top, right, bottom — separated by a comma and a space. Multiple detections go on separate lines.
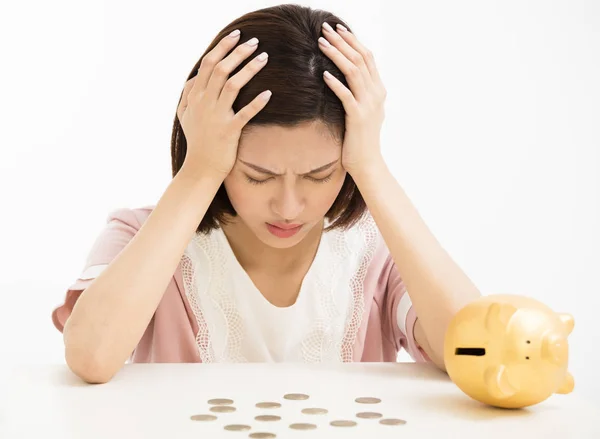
190, 414, 217, 421
255, 402, 282, 409
330, 420, 357, 427
355, 397, 381, 404
356, 412, 382, 419
255, 415, 281, 422
289, 423, 317, 430
249, 434, 276, 439
283, 393, 309, 401
207, 398, 233, 405
379, 418, 407, 426
209, 405, 236, 413
301, 408, 328, 415
224, 424, 251, 431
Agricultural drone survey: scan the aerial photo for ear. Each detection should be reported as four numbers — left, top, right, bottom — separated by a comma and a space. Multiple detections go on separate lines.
485, 303, 517, 333
558, 313, 574, 336
484, 364, 518, 400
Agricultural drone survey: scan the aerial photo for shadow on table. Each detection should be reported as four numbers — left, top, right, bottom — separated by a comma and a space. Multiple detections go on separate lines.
340, 362, 451, 382
52, 365, 95, 388
414, 393, 538, 420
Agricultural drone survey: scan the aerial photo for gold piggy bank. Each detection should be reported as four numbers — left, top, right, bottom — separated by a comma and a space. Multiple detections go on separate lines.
444, 294, 574, 408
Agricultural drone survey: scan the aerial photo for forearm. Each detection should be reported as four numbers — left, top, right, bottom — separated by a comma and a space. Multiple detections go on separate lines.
352, 158, 481, 367
64, 168, 223, 383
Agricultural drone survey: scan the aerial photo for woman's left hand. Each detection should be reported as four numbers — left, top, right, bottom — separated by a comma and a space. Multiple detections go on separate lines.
318, 22, 387, 176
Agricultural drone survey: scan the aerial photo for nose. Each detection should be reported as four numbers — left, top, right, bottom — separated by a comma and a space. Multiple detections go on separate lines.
271, 183, 305, 221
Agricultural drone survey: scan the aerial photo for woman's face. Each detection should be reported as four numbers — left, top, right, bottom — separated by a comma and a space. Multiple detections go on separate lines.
223, 121, 346, 249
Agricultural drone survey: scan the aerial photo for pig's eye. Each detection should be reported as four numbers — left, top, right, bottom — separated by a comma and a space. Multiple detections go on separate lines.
526, 340, 531, 344
526, 356, 530, 360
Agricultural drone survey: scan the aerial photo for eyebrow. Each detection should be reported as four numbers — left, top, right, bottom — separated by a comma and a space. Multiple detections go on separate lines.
239, 159, 339, 177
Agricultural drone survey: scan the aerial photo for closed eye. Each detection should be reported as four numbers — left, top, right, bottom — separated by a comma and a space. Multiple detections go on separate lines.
245, 173, 334, 185
305, 173, 334, 183
246, 176, 272, 185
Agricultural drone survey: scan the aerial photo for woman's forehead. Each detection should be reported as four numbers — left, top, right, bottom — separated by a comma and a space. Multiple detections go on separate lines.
240, 121, 340, 150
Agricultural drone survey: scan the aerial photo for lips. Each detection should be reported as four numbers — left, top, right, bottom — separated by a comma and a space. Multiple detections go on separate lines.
266, 222, 303, 238
268, 223, 302, 230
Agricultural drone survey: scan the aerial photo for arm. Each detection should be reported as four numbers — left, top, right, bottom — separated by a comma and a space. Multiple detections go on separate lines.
64, 168, 223, 383
353, 158, 482, 372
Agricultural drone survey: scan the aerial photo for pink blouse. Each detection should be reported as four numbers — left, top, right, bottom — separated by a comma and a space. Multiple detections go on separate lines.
52, 207, 430, 364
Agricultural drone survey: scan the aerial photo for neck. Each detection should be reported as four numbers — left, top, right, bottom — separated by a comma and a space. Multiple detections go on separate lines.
221, 218, 323, 274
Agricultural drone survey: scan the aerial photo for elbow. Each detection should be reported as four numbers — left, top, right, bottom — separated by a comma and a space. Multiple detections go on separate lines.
63, 325, 119, 384
65, 344, 117, 384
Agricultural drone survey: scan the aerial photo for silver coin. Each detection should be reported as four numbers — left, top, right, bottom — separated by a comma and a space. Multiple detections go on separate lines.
355, 397, 381, 404
208, 398, 234, 405
289, 423, 317, 430
249, 434, 276, 439
255, 415, 281, 422
379, 418, 407, 426
356, 411, 382, 419
224, 424, 251, 431
283, 393, 309, 401
190, 414, 217, 421
209, 405, 236, 413
255, 402, 281, 409
330, 420, 357, 427
301, 408, 328, 415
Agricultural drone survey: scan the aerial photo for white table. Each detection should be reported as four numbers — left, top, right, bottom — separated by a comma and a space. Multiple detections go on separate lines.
1, 362, 599, 438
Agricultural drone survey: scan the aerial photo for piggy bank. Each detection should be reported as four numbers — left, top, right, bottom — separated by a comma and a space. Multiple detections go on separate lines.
444, 294, 574, 408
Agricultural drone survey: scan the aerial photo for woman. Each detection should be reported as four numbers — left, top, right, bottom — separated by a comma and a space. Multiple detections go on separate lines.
52, 4, 481, 383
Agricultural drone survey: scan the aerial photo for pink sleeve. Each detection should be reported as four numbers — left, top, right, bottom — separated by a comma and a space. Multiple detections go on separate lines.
385, 257, 431, 363
51, 208, 141, 333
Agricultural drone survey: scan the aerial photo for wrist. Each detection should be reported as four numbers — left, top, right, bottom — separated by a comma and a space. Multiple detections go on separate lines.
347, 155, 388, 184
177, 163, 228, 186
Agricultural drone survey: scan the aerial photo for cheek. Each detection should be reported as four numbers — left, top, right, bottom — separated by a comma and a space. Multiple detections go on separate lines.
312, 173, 347, 211
223, 178, 257, 215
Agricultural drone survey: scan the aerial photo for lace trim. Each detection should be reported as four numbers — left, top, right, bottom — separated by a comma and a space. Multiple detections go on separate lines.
182, 213, 379, 363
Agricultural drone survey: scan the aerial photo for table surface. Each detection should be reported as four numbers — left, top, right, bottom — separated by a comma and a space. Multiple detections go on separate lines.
1, 362, 599, 439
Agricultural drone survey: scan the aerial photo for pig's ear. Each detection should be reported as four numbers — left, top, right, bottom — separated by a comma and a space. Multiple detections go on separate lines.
485, 303, 517, 333
484, 364, 518, 399
558, 313, 574, 336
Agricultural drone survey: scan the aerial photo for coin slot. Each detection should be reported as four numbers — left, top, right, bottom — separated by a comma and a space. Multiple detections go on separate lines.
455, 347, 485, 356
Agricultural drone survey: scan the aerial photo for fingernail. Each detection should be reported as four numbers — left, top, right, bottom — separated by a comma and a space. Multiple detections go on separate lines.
246, 37, 259, 46
256, 52, 268, 62
322, 22, 334, 33
318, 37, 330, 47
228, 29, 240, 38
260, 90, 272, 101
323, 70, 333, 80
336, 23, 347, 32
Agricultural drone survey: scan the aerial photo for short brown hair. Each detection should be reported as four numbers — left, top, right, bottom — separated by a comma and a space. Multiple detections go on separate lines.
171, 4, 367, 234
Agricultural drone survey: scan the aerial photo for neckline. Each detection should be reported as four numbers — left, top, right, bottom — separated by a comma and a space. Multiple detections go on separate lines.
214, 224, 327, 311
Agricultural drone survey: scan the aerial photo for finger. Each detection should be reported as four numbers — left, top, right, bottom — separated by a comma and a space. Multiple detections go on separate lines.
318, 35, 366, 101
205, 37, 260, 101
217, 51, 269, 111
334, 23, 382, 85
322, 70, 359, 115
232, 90, 272, 130
322, 22, 372, 88
176, 76, 196, 121
194, 29, 242, 92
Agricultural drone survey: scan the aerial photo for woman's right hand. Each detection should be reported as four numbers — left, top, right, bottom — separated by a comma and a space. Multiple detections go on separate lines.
177, 30, 271, 179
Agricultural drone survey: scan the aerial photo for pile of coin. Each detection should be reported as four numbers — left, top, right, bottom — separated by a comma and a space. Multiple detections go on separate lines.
189, 393, 407, 437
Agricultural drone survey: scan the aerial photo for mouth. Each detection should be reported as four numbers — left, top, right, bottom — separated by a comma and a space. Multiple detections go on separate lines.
266, 223, 303, 238
455, 348, 486, 356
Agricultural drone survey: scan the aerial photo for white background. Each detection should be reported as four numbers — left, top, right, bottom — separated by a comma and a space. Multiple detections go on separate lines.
1, 0, 598, 403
